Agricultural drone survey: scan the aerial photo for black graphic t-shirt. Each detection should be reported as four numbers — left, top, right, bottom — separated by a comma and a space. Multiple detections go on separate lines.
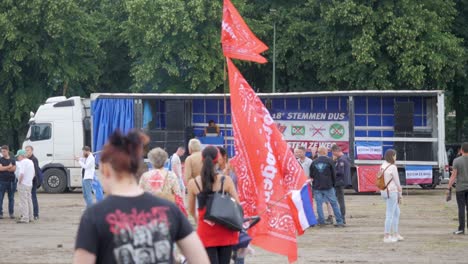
75, 193, 193, 264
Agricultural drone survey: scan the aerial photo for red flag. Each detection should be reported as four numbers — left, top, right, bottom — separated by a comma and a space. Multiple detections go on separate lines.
221, 0, 268, 63
356, 165, 381, 192
227, 58, 307, 263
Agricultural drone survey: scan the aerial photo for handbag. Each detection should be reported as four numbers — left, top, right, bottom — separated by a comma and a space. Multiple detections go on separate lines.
375, 164, 393, 190
158, 171, 175, 203
204, 176, 244, 231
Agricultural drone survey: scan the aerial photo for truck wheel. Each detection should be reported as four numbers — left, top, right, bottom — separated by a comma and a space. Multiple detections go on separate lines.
42, 168, 68, 193
419, 175, 440, 190
419, 184, 437, 190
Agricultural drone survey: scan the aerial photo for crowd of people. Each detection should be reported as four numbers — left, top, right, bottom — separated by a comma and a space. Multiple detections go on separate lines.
296, 144, 406, 242
0, 145, 41, 223
299, 142, 468, 243
73, 132, 257, 264
3, 131, 468, 263
295, 145, 349, 227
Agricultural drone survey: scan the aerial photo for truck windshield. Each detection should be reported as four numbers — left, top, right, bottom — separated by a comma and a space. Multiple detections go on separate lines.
25, 127, 31, 140
28, 124, 52, 141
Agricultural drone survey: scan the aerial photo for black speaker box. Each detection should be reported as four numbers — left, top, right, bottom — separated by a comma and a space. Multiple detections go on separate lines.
165, 142, 184, 157
147, 130, 166, 142
166, 100, 186, 130
394, 142, 433, 161
166, 131, 186, 143
394, 102, 414, 132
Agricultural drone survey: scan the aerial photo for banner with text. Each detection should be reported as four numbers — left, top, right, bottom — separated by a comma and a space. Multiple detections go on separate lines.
355, 141, 383, 160
286, 141, 349, 153
405, 165, 433, 185
271, 110, 349, 152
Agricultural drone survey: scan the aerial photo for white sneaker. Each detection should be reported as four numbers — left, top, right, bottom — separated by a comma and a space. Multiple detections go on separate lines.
246, 246, 255, 256
383, 236, 398, 243
393, 234, 404, 241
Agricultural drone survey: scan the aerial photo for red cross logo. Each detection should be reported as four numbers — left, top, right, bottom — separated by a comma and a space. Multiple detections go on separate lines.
277, 123, 287, 134
310, 125, 326, 137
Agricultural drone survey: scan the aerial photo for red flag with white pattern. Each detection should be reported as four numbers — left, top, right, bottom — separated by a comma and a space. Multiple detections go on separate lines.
227, 58, 307, 263
221, 0, 268, 63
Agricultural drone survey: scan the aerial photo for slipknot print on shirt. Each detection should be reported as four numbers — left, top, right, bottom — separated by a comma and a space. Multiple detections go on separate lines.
107, 207, 172, 264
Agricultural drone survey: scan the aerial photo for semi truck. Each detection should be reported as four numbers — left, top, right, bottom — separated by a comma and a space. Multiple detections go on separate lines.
23, 90, 447, 193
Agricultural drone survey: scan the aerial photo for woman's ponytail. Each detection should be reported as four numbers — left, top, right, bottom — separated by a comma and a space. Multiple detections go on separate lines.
201, 146, 219, 191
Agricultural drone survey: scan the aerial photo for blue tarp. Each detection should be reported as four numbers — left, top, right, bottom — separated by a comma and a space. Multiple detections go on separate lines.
143, 101, 153, 129
92, 99, 134, 162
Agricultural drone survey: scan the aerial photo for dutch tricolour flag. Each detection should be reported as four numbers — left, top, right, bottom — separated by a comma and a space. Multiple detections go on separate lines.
405, 165, 433, 185
355, 141, 383, 160
287, 182, 317, 235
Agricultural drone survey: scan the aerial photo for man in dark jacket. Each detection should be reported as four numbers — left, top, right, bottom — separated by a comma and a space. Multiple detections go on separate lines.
25, 146, 40, 220
0, 145, 16, 219
310, 146, 344, 227
332, 144, 350, 224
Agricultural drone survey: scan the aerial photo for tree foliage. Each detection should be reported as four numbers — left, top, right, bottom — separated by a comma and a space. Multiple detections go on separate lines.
0, 0, 104, 146
0, 0, 467, 147
123, 0, 225, 92
306, 0, 464, 90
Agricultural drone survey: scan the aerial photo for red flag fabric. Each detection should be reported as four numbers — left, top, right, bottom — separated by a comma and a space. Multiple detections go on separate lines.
356, 165, 381, 192
227, 58, 307, 263
221, 0, 268, 63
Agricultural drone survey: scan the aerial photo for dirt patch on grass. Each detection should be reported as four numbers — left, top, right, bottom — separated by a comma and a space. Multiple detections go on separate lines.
0, 186, 466, 263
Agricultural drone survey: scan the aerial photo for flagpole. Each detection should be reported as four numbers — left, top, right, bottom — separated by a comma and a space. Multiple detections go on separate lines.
257, 192, 290, 216
223, 58, 228, 150
270, 9, 277, 93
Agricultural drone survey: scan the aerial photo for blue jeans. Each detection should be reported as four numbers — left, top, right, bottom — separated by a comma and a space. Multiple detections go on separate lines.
0, 181, 15, 216
382, 191, 400, 234
314, 188, 344, 225
92, 176, 104, 202
82, 179, 94, 208
32, 180, 39, 217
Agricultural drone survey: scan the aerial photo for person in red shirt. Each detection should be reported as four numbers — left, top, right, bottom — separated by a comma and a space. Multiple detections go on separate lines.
187, 146, 240, 264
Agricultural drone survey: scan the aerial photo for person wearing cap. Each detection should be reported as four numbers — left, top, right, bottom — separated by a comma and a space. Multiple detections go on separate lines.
15, 149, 35, 223
75, 146, 95, 208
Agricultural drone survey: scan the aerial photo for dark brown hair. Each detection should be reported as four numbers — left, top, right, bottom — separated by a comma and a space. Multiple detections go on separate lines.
384, 149, 396, 164
462, 143, 468, 154
1, 145, 9, 151
201, 146, 219, 191
331, 144, 341, 152
82, 146, 91, 151
100, 129, 145, 176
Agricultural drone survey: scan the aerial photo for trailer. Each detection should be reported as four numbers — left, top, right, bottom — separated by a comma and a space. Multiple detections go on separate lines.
23, 90, 447, 193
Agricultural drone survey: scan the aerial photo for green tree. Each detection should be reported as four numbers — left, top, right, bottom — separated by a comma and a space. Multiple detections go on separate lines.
122, 0, 227, 93
86, 0, 134, 92
446, 0, 468, 142
305, 0, 464, 90
0, 0, 104, 148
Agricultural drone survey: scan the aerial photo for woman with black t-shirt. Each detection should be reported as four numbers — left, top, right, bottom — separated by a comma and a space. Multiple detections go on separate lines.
73, 130, 209, 264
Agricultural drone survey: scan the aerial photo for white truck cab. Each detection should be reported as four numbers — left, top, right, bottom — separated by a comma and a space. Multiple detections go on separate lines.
23, 96, 91, 193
